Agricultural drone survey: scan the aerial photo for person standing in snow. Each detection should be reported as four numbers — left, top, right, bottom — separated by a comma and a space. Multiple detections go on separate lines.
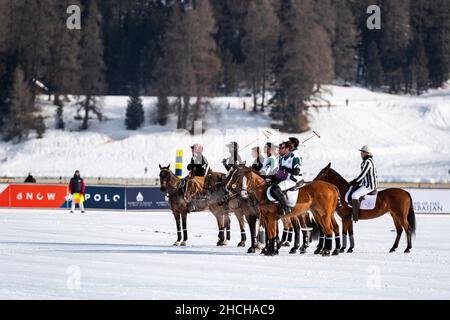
69, 170, 86, 213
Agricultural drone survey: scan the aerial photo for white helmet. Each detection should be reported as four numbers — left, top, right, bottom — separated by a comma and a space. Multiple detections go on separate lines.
359, 145, 372, 155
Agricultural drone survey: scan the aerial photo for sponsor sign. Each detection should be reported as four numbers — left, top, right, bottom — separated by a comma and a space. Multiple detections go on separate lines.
0, 184, 10, 207
126, 187, 170, 210
406, 188, 450, 214
75, 186, 125, 210
9, 184, 68, 208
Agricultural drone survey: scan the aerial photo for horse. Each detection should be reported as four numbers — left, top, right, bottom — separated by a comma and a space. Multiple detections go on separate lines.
279, 213, 320, 254
184, 169, 247, 246
225, 166, 341, 256
313, 163, 416, 253
159, 164, 238, 246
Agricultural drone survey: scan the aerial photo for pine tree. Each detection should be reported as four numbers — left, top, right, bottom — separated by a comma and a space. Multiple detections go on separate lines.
154, 0, 220, 131
35, 115, 46, 139
380, 0, 411, 92
155, 95, 169, 126
125, 90, 145, 130
2, 66, 35, 142
410, 36, 429, 94
332, 0, 358, 82
241, 0, 279, 112
79, 0, 106, 130
365, 41, 384, 89
426, 0, 450, 87
46, 0, 82, 125
272, 0, 334, 132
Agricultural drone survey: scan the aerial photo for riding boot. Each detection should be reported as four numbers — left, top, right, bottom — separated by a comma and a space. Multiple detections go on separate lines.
351, 199, 360, 222
272, 186, 291, 214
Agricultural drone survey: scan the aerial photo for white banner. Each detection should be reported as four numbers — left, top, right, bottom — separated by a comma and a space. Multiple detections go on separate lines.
405, 188, 450, 214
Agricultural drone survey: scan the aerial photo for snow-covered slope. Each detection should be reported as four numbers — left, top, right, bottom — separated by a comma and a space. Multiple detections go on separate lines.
0, 85, 449, 182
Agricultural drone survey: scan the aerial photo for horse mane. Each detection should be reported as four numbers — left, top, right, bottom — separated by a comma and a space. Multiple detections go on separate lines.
328, 167, 349, 186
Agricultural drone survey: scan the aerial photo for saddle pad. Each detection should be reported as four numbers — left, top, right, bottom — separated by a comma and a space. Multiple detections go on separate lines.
266, 186, 299, 207
345, 188, 377, 210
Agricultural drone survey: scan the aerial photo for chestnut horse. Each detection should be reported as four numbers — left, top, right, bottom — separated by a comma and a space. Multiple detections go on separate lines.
184, 169, 247, 247
225, 166, 341, 256
159, 165, 238, 246
313, 163, 416, 253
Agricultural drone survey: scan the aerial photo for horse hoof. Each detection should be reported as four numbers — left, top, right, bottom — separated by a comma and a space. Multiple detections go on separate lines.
347, 248, 353, 253
313, 248, 321, 255
404, 248, 410, 253
282, 241, 291, 247
223, 240, 229, 246
289, 247, 299, 254
322, 250, 331, 256
180, 241, 187, 246
237, 241, 246, 247
389, 248, 396, 253
217, 241, 224, 246
173, 241, 181, 246
339, 247, 346, 253
247, 247, 256, 253
332, 249, 339, 256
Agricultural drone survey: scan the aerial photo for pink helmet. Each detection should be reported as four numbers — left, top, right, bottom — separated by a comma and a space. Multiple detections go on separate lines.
190, 143, 204, 153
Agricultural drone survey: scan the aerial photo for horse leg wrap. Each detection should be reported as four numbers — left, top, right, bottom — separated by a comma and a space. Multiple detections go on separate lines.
294, 229, 300, 247
177, 230, 182, 242
226, 226, 231, 241
335, 235, 341, 250
218, 229, 225, 241
317, 236, 325, 249
342, 234, 347, 248
183, 229, 188, 242
281, 229, 288, 243
241, 230, 247, 242
287, 228, 293, 242
325, 237, 333, 251
349, 234, 355, 248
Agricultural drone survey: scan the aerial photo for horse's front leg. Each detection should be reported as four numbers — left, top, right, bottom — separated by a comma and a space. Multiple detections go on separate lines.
289, 217, 301, 254
173, 211, 182, 246
247, 214, 257, 253
181, 212, 188, 246
215, 212, 226, 246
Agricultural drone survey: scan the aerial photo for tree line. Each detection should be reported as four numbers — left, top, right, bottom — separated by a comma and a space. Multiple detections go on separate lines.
0, 0, 449, 141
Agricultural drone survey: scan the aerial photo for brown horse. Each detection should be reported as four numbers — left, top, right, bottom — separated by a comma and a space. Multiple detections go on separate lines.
313, 163, 416, 253
184, 169, 247, 247
159, 164, 237, 246
225, 166, 341, 256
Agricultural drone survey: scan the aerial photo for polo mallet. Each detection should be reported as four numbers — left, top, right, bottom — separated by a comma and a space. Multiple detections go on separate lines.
300, 131, 321, 145
238, 129, 274, 152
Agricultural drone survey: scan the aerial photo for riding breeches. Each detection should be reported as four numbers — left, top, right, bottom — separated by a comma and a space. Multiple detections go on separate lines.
351, 186, 375, 200
277, 179, 297, 192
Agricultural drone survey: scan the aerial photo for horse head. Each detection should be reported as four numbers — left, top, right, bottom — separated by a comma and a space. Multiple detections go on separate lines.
225, 166, 253, 199
159, 164, 178, 193
313, 162, 332, 182
313, 163, 349, 190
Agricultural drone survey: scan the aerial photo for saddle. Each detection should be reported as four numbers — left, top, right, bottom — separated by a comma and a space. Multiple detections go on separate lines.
345, 186, 378, 210
265, 180, 304, 207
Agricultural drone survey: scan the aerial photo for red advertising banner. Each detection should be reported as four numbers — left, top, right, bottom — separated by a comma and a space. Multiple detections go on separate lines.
0, 184, 10, 207
9, 184, 68, 208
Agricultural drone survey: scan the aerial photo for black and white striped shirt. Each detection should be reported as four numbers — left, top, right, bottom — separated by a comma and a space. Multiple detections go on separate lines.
355, 156, 377, 190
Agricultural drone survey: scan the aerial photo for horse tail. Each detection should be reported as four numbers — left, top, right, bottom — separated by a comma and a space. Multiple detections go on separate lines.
307, 212, 320, 241
333, 185, 343, 210
407, 192, 416, 237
